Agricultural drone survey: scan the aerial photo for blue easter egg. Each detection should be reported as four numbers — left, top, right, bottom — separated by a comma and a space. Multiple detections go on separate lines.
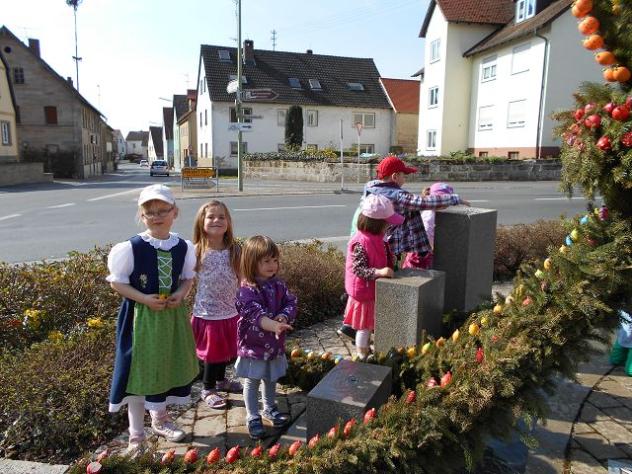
580, 215, 589, 225
565, 236, 573, 246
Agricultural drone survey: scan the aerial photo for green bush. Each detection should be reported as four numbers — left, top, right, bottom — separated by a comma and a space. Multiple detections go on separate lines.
494, 219, 567, 280
0, 326, 125, 463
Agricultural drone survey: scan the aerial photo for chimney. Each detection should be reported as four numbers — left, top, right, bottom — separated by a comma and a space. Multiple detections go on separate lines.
28, 38, 40, 57
66, 77, 73, 86
306, 49, 313, 55
243, 39, 255, 65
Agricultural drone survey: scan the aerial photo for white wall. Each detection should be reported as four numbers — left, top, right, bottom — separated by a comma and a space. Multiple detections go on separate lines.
196, 58, 213, 167
469, 38, 546, 150
211, 102, 392, 168
541, 11, 603, 148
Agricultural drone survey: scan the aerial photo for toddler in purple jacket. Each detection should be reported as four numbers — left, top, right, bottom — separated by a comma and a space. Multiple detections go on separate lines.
235, 235, 297, 440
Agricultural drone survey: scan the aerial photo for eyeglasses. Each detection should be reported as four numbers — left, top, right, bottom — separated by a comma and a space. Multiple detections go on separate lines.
142, 207, 174, 219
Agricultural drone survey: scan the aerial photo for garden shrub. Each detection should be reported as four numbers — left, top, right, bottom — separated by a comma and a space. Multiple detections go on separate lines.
494, 219, 567, 280
0, 325, 125, 463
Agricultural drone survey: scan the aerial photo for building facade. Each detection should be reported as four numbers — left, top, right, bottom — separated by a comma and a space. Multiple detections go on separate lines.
0, 51, 18, 162
380, 78, 420, 154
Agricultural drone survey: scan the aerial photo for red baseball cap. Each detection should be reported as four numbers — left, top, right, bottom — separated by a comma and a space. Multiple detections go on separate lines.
376, 156, 418, 179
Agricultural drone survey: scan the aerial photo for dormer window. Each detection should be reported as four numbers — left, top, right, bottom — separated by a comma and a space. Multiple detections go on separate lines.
516, 0, 536, 22
288, 77, 302, 89
218, 50, 231, 62
308, 79, 322, 90
347, 82, 365, 91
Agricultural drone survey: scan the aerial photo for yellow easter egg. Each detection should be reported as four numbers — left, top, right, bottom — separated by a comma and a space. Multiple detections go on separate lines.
469, 323, 480, 336
421, 342, 432, 355
451, 329, 460, 342
543, 258, 552, 271
493, 304, 503, 314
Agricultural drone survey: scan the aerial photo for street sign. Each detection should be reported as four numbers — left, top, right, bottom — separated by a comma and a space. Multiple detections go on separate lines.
242, 88, 278, 101
228, 123, 253, 132
226, 79, 239, 94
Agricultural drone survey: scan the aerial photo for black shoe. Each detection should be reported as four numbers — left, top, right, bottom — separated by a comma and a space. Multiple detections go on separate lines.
248, 416, 266, 440
337, 324, 356, 344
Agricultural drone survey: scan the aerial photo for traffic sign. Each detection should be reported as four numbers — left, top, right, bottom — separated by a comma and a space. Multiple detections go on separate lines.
242, 88, 279, 101
226, 79, 239, 94
228, 123, 253, 132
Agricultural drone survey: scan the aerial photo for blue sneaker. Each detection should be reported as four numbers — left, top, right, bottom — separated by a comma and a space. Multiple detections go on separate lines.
248, 416, 266, 440
261, 406, 290, 428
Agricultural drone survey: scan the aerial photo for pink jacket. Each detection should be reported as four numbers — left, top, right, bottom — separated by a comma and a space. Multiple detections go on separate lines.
345, 231, 388, 302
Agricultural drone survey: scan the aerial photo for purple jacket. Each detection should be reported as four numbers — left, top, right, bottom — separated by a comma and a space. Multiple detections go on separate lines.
235, 277, 298, 360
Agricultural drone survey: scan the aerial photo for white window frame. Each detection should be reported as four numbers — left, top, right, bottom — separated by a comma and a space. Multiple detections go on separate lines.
426, 130, 437, 150
478, 105, 494, 131
430, 39, 441, 63
306, 110, 318, 127
428, 86, 439, 108
359, 144, 374, 154
277, 109, 287, 126
507, 99, 527, 128
481, 55, 497, 82
353, 112, 375, 129
511, 43, 531, 75
308, 79, 322, 90
516, 0, 536, 22
1, 121, 11, 145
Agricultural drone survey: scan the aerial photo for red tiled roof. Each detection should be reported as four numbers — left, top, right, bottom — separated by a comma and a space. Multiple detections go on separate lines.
420, 0, 514, 37
380, 78, 420, 114
465, 0, 571, 56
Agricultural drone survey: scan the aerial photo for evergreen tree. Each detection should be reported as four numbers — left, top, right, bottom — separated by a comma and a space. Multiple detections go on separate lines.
284, 105, 303, 149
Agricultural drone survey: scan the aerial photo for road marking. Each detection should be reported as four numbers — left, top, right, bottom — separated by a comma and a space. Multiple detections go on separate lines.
233, 204, 347, 212
105, 173, 126, 177
0, 213, 21, 221
54, 180, 88, 187
534, 197, 588, 201
46, 202, 76, 209
87, 188, 143, 202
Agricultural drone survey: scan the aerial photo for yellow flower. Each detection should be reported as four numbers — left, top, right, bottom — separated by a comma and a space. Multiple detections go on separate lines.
48, 330, 64, 343
23, 308, 43, 329
87, 317, 104, 329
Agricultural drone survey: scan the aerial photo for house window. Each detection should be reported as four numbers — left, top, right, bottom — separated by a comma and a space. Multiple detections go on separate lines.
200, 143, 203, 157
481, 55, 497, 82
353, 112, 375, 128
288, 77, 301, 89
426, 130, 437, 150
308, 79, 322, 90
347, 82, 365, 91
230, 107, 252, 123
1, 121, 11, 145
507, 99, 527, 128
44, 106, 58, 125
277, 109, 287, 126
13, 67, 24, 84
478, 105, 494, 131
230, 141, 247, 156
359, 144, 374, 154
508, 151, 520, 159
204, 109, 207, 126
516, 0, 536, 22
430, 39, 440, 63
306, 110, 318, 127
218, 50, 231, 62
199, 112, 203, 126
205, 143, 208, 158
479, 151, 489, 157
428, 87, 439, 107
511, 43, 531, 74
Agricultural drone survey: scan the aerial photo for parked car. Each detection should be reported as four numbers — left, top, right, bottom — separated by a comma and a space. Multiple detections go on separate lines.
150, 160, 169, 177
139, 159, 149, 167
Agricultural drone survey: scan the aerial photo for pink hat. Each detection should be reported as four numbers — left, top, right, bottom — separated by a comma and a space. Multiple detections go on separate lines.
429, 182, 454, 195
361, 194, 405, 225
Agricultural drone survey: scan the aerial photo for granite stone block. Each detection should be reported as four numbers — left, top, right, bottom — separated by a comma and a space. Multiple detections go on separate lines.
374, 268, 445, 353
434, 207, 497, 312
306, 360, 391, 439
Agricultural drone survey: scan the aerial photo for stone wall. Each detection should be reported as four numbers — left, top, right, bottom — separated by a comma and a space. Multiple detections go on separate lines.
244, 159, 562, 182
0, 162, 53, 186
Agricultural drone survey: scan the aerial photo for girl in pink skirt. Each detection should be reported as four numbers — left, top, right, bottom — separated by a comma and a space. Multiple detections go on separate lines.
343, 194, 403, 359
191, 201, 242, 409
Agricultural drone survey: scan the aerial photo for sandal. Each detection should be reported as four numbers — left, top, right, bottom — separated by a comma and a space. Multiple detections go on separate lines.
202, 390, 227, 409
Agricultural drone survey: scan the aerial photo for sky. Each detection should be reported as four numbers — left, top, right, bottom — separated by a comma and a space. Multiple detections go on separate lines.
3, 0, 427, 136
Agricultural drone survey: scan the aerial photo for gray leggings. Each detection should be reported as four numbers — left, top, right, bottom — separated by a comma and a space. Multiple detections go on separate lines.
243, 377, 276, 422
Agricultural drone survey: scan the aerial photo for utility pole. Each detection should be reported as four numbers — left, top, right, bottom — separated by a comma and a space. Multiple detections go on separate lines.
271, 29, 277, 51
236, 0, 243, 192
66, 0, 83, 91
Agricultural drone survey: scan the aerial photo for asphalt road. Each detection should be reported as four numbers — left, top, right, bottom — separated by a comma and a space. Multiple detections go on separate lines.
0, 163, 596, 263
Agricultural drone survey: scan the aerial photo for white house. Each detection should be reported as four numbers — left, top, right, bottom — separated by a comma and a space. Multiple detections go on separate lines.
195, 40, 393, 169
162, 107, 174, 167
113, 129, 125, 159
417, 0, 602, 158
125, 130, 148, 158
148, 126, 163, 161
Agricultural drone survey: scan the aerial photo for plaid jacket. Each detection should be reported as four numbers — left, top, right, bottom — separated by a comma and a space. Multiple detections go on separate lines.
363, 181, 461, 256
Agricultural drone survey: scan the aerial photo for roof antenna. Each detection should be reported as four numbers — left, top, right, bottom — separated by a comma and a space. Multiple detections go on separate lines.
271, 29, 277, 51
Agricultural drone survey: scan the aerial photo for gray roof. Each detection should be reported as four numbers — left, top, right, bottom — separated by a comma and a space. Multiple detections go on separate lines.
125, 130, 145, 141
149, 126, 163, 155
163, 107, 173, 139
200, 44, 391, 109
173, 94, 188, 120
141, 131, 149, 146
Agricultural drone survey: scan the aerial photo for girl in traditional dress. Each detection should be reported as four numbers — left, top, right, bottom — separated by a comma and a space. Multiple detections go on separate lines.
106, 184, 198, 455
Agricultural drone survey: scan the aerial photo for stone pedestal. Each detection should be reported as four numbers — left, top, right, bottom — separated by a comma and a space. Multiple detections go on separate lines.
433, 207, 497, 312
306, 360, 391, 439
374, 268, 446, 353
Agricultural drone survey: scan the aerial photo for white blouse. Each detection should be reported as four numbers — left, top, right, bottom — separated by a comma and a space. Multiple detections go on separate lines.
106, 232, 196, 284
192, 249, 239, 320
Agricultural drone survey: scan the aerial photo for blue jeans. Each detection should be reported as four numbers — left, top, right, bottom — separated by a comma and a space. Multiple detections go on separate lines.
243, 378, 276, 422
